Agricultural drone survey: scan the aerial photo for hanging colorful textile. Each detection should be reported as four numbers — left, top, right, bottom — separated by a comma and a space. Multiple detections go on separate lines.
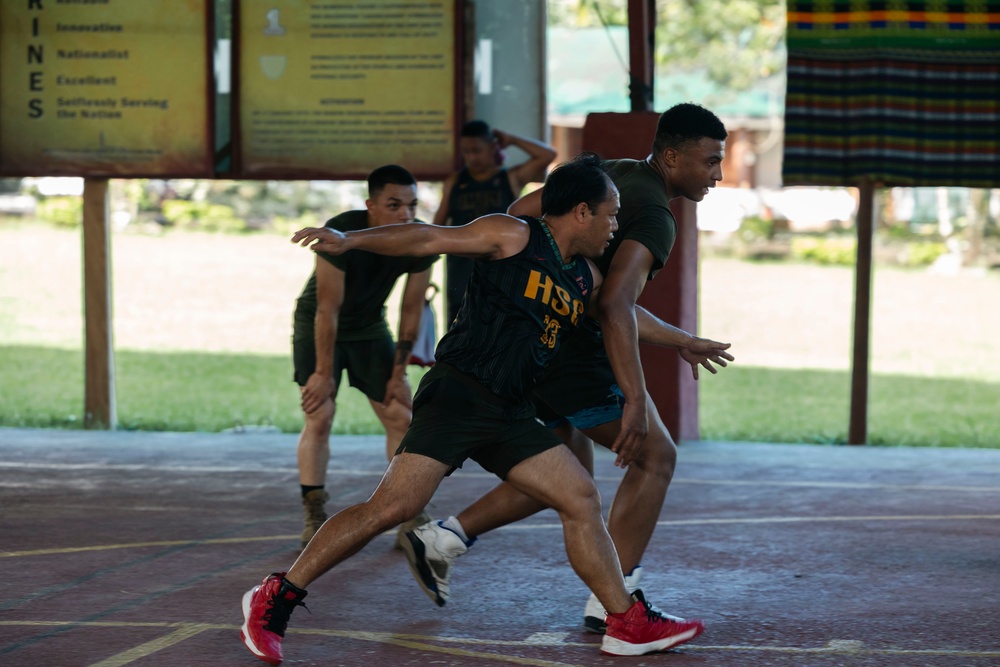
783, 0, 1000, 187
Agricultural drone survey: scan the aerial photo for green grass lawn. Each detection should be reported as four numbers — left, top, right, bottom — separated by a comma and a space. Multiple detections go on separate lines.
3, 222, 999, 447
699, 364, 1000, 448
3, 344, 998, 448
0, 345, 429, 434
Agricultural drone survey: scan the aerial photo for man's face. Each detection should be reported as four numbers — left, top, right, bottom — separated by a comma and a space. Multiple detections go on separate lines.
582, 182, 620, 258
366, 183, 418, 226
459, 136, 496, 173
668, 137, 725, 202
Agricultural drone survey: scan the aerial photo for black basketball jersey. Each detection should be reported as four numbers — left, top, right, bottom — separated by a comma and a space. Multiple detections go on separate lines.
447, 168, 517, 226
435, 216, 595, 402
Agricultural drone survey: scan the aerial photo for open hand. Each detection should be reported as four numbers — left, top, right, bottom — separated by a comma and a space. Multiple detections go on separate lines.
291, 227, 350, 255
680, 337, 734, 380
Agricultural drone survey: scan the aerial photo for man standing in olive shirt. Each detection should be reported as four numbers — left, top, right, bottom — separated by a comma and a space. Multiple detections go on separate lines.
292, 165, 437, 549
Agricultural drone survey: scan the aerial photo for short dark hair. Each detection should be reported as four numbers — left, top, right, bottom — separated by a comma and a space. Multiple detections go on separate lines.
541, 152, 612, 217
368, 164, 416, 198
460, 120, 492, 140
651, 103, 728, 155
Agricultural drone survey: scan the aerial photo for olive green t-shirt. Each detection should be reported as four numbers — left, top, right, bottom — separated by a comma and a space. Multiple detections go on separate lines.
293, 210, 439, 342
597, 158, 676, 281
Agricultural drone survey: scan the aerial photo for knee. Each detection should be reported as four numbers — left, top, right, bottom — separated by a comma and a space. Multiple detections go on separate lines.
304, 401, 335, 436
367, 492, 421, 528
380, 403, 412, 434
560, 479, 603, 520
635, 429, 677, 479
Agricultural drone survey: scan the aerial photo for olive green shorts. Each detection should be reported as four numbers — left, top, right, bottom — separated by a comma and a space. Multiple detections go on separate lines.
396, 363, 562, 480
293, 330, 395, 403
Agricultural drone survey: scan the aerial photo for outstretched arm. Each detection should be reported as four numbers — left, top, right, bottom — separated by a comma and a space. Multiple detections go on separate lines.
291, 214, 529, 261
633, 306, 734, 380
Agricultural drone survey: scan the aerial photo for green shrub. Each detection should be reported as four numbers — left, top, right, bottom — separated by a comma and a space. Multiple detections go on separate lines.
791, 237, 856, 266
901, 241, 948, 267
35, 196, 82, 228
739, 215, 775, 242
161, 200, 247, 233
271, 211, 322, 235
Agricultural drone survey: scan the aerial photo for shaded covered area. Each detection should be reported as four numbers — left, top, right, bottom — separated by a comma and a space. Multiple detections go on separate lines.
2, 428, 998, 666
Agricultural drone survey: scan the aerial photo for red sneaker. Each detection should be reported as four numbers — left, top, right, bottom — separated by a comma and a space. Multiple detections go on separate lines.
240, 572, 308, 665
601, 590, 704, 656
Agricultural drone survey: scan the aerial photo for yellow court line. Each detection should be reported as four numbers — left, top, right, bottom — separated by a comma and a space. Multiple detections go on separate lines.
2, 622, 999, 661
478, 514, 1000, 531
86, 625, 211, 667
0, 534, 302, 558
4, 514, 1000, 559
669, 478, 1000, 494
659, 513, 1000, 526
687, 644, 1000, 658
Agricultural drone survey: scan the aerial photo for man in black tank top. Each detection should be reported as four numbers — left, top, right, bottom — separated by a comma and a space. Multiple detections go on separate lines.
433, 120, 557, 324
240, 155, 712, 664
404, 103, 737, 633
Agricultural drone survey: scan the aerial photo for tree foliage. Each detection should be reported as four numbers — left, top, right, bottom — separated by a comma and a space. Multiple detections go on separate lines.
547, 0, 785, 91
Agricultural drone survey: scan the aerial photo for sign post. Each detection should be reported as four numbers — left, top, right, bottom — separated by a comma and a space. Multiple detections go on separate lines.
1, 0, 214, 429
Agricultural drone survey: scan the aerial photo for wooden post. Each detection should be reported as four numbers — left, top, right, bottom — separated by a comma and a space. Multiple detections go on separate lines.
82, 178, 117, 430
848, 179, 875, 445
627, 0, 655, 112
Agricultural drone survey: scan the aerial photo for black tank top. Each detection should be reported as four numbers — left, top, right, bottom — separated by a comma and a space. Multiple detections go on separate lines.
447, 168, 517, 226
436, 217, 595, 401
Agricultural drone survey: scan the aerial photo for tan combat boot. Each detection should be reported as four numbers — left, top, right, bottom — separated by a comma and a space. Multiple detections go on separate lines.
300, 489, 329, 549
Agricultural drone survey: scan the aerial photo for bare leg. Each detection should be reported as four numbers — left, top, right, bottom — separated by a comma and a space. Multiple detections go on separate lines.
599, 395, 676, 574
453, 397, 673, 575
455, 424, 594, 536
297, 395, 335, 486
369, 396, 411, 462
504, 446, 632, 615
286, 453, 448, 589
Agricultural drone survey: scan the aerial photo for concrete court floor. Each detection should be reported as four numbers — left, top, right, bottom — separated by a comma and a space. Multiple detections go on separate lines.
0, 426, 998, 667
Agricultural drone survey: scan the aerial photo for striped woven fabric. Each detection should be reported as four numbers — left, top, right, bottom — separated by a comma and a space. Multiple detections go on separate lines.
783, 0, 1000, 187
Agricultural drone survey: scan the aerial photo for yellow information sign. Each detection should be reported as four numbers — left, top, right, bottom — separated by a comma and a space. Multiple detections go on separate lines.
0, 0, 213, 178
238, 0, 460, 179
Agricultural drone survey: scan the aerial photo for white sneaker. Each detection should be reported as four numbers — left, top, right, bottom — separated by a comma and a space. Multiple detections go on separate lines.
583, 565, 648, 633
400, 520, 468, 607
393, 509, 432, 551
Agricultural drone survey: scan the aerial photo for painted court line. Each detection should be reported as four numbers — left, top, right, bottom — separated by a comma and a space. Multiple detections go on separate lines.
3, 514, 999, 559
85, 624, 211, 667
3, 460, 999, 494
670, 477, 1000, 493
2, 622, 998, 663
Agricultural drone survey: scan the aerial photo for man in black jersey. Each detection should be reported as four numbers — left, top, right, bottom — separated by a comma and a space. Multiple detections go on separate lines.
403, 103, 735, 632
240, 155, 728, 664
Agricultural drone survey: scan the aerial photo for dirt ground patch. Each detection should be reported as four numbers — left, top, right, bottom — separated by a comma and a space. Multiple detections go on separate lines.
3, 224, 998, 382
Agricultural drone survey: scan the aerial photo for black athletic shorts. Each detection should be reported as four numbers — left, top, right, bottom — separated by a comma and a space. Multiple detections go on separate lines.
396, 363, 562, 480
292, 330, 395, 403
